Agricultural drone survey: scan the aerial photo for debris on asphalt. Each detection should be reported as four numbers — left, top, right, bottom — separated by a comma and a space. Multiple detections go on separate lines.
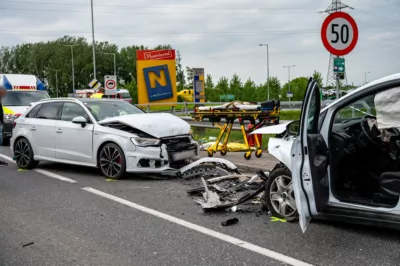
189, 169, 270, 213
22, 242, 34, 247
221, 217, 239, 226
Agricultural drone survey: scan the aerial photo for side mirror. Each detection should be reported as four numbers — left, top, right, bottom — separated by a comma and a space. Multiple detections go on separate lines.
286, 120, 300, 136
72, 116, 87, 127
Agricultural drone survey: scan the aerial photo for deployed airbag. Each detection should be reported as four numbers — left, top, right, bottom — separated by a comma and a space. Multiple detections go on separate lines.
374, 87, 400, 129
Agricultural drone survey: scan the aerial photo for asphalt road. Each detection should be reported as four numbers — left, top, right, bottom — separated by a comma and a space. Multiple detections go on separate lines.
1, 145, 400, 266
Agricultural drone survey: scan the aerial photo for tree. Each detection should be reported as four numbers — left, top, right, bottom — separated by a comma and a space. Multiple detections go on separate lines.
215, 76, 229, 101
256, 76, 281, 101
125, 79, 138, 104
242, 78, 257, 102
185, 66, 193, 87
175, 51, 185, 91
312, 70, 323, 88
229, 74, 242, 100
281, 77, 309, 101
205, 74, 216, 101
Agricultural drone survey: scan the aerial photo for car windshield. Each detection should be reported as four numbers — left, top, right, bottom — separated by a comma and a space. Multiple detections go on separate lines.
2, 91, 49, 106
83, 100, 144, 121
119, 92, 131, 99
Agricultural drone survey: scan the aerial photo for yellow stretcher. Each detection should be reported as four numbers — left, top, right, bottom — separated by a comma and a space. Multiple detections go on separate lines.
191, 100, 281, 160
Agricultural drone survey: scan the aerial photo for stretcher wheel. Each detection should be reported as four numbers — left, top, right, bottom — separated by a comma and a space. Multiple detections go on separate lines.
207, 151, 214, 157
244, 152, 252, 160
255, 149, 263, 158
220, 150, 227, 156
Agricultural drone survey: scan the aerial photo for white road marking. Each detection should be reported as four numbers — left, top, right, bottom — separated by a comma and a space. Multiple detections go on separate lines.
82, 187, 314, 266
34, 169, 77, 183
0, 153, 77, 183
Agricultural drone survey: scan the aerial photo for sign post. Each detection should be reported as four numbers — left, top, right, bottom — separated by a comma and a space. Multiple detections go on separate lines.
104, 75, 117, 95
192, 68, 205, 104
321, 11, 358, 99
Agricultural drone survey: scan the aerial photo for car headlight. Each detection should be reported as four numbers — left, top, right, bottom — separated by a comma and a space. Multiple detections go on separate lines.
4, 114, 18, 123
131, 137, 160, 147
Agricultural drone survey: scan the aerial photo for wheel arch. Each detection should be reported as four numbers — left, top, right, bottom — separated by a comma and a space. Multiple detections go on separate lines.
96, 140, 126, 167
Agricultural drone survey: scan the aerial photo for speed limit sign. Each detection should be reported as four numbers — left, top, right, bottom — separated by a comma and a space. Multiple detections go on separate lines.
321, 11, 358, 56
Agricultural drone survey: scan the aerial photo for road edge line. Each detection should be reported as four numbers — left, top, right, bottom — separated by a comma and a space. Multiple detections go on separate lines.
0, 153, 77, 183
81, 186, 313, 266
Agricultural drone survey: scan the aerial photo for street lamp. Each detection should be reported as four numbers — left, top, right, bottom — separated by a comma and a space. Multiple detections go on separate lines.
259, 44, 270, 100
283, 65, 295, 106
364, 71, 370, 84
102, 52, 116, 76
64, 45, 76, 92
91, 0, 97, 79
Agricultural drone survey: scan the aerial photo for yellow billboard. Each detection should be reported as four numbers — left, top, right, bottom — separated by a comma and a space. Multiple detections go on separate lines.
136, 50, 177, 106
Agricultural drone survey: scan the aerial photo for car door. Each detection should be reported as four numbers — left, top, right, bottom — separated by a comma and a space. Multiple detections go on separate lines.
28, 102, 63, 158
291, 78, 330, 233
55, 102, 94, 164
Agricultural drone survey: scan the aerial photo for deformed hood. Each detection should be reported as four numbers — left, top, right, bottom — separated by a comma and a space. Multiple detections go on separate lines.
98, 113, 191, 138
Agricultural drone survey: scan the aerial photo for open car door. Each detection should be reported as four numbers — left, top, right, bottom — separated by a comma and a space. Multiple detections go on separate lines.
291, 77, 330, 233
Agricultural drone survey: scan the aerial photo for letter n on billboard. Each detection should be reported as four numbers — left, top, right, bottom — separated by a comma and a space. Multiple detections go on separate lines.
143, 65, 173, 101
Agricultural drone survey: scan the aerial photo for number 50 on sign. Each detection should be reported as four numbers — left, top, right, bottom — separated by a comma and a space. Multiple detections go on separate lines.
321, 11, 358, 56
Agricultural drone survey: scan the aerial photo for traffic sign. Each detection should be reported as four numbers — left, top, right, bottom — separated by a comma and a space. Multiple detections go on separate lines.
321, 11, 358, 56
88, 79, 101, 90
104, 75, 117, 95
287, 92, 293, 98
333, 57, 345, 73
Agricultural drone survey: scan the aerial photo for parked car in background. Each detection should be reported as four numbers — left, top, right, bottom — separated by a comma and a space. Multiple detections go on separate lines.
1, 74, 49, 145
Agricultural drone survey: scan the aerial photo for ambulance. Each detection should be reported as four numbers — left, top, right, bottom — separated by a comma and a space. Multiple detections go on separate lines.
1, 74, 50, 145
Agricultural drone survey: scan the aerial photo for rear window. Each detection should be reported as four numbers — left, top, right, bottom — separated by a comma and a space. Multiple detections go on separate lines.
2, 91, 50, 106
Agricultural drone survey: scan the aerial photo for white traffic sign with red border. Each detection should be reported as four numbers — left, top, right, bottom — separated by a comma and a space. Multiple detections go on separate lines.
104, 75, 117, 95
321, 11, 358, 56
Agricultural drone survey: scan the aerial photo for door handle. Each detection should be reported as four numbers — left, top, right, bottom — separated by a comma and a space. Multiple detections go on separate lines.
31, 126, 36, 131
56, 129, 63, 133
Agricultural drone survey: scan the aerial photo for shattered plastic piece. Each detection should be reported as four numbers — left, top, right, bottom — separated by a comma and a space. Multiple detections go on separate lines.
195, 178, 224, 209
221, 218, 239, 226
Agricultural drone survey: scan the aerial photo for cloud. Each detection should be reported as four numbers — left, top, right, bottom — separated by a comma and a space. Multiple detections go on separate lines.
0, 0, 399, 87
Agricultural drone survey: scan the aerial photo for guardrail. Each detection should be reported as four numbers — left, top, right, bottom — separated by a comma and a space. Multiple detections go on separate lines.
135, 101, 303, 115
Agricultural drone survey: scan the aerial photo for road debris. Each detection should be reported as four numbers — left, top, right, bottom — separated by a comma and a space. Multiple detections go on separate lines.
221, 218, 239, 226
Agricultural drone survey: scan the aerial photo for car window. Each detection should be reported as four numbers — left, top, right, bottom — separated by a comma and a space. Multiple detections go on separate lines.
26, 104, 42, 118
83, 100, 144, 121
35, 102, 63, 120
61, 102, 90, 122
2, 91, 50, 106
306, 87, 319, 134
334, 94, 376, 123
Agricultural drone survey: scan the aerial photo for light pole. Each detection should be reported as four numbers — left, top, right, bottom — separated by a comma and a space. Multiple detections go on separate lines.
283, 65, 295, 106
364, 71, 370, 84
259, 44, 270, 100
102, 52, 116, 76
91, 0, 97, 79
55, 70, 59, 97
64, 45, 76, 92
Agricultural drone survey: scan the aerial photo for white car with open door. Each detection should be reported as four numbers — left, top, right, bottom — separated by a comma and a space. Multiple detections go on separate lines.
253, 73, 400, 232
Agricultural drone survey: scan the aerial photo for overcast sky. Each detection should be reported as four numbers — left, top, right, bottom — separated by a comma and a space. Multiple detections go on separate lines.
1, 0, 399, 86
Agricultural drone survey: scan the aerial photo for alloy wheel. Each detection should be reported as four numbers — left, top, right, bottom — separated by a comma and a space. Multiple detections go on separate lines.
14, 139, 31, 168
269, 175, 297, 217
100, 145, 123, 178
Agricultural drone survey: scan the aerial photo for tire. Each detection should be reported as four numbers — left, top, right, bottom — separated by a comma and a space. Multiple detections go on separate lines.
14, 138, 39, 169
98, 143, 126, 179
264, 167, 298, 222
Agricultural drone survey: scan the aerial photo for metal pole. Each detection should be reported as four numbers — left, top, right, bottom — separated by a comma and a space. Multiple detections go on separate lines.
113, 53, 116, 76
267, 44, 270, 100
55, 70, 59, 98
91, 0, 97, 79
283, 65, 295, 107
336, 57, 340, 99
71, 46, 75, 92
